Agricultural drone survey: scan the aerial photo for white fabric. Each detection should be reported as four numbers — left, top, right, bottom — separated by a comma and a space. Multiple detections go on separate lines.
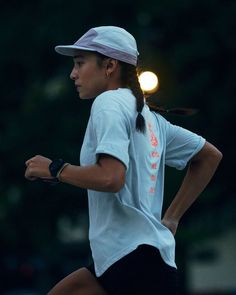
55, 26, 139, 66
80, 88, 206, 276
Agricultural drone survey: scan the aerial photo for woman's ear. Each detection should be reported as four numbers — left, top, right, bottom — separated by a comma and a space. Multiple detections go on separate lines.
105, 58, 119, 76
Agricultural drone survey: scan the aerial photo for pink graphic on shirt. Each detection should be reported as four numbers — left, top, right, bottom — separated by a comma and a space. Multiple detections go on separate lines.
148, 123, 158, 147
150, 175, 156, 181
151, 163, 157, 169
151, 151, 159, 158
147, 121, 160, 195
149, 187, 155, 194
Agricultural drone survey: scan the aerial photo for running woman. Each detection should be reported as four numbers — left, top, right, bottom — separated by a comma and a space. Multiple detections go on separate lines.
25, 26, 222, 294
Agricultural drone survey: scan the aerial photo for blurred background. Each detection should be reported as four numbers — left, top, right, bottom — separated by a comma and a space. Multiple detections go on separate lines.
0, 0, 235, 294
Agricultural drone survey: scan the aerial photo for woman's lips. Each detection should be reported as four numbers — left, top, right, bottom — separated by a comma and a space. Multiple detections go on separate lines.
75, 85, 81, 91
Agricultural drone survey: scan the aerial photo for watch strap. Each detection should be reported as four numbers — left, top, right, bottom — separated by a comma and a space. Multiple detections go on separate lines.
56, 162, 70, 179
49, 158, 65, 177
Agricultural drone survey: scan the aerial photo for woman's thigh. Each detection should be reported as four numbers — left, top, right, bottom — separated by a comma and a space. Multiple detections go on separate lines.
47, 267, 108, 295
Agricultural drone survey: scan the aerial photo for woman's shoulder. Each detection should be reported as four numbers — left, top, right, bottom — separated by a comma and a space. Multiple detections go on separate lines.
147, 107, 169, 127
92, 88, 135, 114
96, 88, 133, 102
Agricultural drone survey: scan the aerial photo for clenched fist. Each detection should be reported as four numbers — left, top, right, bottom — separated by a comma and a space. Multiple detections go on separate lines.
25, 155, 53, 181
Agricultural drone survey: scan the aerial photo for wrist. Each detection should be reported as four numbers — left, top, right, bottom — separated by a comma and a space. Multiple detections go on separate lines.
163, 213, 179, 222
57, 163, 70, 181
163, 206, 182, 223
162, 217, 179, 236
49, 159, 70, 181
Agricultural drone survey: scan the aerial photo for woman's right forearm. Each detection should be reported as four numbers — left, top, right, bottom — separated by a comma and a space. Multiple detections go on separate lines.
59, 155, 126, 193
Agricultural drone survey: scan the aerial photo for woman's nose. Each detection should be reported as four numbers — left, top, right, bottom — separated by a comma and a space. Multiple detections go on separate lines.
70, 67, 77, 80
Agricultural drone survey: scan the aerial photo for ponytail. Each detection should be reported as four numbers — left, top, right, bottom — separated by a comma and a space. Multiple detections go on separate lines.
120, 63, 198, 127
96, 54, 196, 134
96, 53, 146, 133
120, 63, 146, 133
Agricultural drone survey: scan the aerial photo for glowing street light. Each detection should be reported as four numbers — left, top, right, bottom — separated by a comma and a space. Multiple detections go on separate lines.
138, 71, 159, 95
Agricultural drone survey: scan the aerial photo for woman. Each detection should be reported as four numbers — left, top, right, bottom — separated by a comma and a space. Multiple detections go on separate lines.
25, 26, 222, 294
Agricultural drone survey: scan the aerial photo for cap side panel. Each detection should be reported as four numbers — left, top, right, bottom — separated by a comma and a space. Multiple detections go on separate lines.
55, 26, 138, 65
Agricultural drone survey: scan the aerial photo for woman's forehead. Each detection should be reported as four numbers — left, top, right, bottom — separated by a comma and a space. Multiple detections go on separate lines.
73, 50, 96, 59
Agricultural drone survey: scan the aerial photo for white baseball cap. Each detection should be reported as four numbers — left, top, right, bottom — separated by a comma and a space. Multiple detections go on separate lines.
55, 26, 139, 66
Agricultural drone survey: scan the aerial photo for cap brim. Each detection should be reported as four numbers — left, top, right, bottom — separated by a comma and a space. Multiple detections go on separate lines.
55, 45, 97, 57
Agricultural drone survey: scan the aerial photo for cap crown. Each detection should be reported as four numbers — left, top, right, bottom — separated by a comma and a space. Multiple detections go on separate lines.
55, 26, 139, 66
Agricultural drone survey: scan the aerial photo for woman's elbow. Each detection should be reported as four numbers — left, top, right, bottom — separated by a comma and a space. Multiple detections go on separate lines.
215, 149, 223, 163
192, 142, 223, 165
209, 145, 223, 164
106, 174, 125, 193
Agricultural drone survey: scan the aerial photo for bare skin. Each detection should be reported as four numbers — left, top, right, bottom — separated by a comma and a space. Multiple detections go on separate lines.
25, 51, 223, 294
70, 51, 122, 100
26, 142, 222, 295
47, 268, 107, 295
25, 154, 126, 193
25, 54, 125, 294
162, 141, 222, 235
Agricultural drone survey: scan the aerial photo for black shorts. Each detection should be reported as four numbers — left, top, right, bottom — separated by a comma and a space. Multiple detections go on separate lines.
87, 244, 179, 294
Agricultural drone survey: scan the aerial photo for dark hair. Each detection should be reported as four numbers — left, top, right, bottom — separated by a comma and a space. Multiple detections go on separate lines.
120, 62, 146, 133
96, 53, 146, 133
95, 53, 196, 133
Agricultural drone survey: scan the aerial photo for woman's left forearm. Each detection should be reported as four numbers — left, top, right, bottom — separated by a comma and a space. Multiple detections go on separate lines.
163, 142, 223, 224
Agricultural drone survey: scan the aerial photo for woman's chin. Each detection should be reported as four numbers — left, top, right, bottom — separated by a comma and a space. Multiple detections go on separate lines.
79, 94, 94, 100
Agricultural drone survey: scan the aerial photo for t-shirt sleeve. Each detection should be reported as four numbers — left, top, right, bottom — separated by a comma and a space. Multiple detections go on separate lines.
165, 120, 206, 170
91, 109, 130, 170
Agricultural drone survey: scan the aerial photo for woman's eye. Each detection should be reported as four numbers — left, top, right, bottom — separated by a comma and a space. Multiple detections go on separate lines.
76, 61, 83, 67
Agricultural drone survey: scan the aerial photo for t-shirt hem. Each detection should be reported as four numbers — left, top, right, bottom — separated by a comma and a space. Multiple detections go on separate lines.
94, 241, 176, 277
177, 137, 206, 170
96, 146, 129, 170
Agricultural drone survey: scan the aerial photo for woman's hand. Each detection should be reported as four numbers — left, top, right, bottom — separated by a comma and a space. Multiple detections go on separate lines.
25, 155, 53, 181
161, 218, 179, 236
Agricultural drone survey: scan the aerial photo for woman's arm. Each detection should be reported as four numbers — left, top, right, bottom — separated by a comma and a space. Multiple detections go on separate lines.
25, 154, 126, 193
59, 154, 126, 192
162, 141, 223, 235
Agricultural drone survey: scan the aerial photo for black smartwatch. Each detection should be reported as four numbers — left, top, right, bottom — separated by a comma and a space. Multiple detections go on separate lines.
49, 158, 66, 178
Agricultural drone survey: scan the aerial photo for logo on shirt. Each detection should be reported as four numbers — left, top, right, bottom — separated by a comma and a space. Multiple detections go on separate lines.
148, 123, 158, 147
148, 122, 159, 195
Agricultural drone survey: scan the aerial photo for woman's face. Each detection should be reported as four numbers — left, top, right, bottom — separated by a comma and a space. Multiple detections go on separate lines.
70, 51, 109, 99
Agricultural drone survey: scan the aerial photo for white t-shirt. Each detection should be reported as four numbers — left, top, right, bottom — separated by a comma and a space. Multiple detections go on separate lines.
80, 88, 205, 277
